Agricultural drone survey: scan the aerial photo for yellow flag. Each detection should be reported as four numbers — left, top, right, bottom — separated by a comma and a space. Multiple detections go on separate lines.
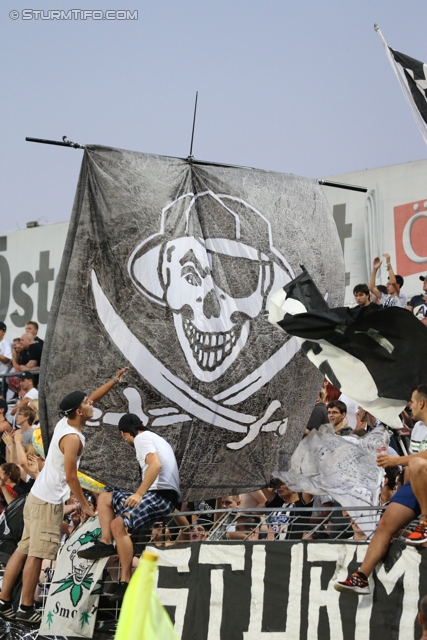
115, 550, 181, 640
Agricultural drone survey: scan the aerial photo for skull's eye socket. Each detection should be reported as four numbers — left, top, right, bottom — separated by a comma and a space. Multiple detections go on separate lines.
209, 252, 263, 298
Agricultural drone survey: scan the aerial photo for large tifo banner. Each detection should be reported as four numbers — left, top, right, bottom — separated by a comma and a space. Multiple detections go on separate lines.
40, 147, 344, 497
153, 541, 426, 640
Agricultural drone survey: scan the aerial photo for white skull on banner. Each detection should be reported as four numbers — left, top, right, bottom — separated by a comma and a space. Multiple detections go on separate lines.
92, 190, 300, 447
129, 191, 293, 383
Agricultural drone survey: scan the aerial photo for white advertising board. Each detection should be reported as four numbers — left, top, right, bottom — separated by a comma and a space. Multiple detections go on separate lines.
0, 222, 69, 339
324, 158, 427, 305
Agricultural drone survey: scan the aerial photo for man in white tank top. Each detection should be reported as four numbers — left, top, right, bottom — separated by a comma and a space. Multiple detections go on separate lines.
0, 367, 128, 624
78, 413, 180, 604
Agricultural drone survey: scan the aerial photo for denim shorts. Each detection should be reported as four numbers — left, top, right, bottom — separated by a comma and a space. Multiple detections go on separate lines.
389, 481, 421, 517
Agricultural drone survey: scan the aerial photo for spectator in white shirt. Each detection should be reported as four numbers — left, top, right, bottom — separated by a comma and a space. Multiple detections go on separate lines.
369, 253, 407, 308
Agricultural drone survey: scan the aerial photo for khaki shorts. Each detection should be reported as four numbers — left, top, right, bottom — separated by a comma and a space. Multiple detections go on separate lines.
17, 493, 64, 560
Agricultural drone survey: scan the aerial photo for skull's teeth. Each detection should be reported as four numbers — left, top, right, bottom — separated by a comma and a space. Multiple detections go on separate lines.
182, 318, 242, 371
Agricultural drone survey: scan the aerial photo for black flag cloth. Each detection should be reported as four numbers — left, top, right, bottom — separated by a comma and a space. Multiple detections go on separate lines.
269, 269, 427, 428
376, 25, 427, 145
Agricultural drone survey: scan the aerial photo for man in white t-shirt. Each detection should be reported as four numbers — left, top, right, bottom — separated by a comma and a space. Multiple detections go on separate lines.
410, 420, 427, 454
368, 253, 407, 308
0, 323, 12, 396
78, 413, 180, 603
10, 372, 38, 418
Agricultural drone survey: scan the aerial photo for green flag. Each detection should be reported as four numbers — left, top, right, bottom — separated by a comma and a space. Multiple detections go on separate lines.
115, 550, 181, 640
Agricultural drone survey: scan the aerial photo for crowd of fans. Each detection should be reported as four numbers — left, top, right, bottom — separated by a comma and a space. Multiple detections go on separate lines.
0, 253, 425, 623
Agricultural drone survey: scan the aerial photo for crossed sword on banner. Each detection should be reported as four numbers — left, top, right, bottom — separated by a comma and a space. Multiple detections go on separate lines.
91, 271, 299, 450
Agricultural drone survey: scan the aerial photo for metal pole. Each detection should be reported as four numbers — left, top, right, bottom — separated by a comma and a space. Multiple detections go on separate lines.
188, 91, 198, 160
318, 179, 367, 193
26, 136, 84, 149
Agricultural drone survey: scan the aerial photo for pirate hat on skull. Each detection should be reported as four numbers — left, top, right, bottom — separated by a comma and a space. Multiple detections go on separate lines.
128, 190, 294, 307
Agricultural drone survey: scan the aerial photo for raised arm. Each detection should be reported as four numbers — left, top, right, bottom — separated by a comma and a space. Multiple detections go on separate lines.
10, 397, 29, 416
13, 430, 38, 479
368, 257, 383, 299
383, 253, 397, 292
11, 344, 22, 372
88, 367, 129, 404
2, 431, 15, 464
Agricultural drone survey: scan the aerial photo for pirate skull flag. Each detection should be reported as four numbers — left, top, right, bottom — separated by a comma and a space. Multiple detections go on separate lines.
39, 146, 344, 499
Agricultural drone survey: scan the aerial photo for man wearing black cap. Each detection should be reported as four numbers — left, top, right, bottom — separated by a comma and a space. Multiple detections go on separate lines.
0, 367, 128, 624
408, 275, 427, 326
10, 372, 38, 417
78, 413, 180, 603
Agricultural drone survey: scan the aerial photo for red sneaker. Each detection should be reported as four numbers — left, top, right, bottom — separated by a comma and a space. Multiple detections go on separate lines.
406, 518, 427, 545
334, 572, 370, 595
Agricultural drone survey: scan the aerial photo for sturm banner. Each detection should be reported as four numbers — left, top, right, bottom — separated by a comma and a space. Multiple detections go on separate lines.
40, 147, 344, 497
152, 541, 426, 640
2, 540, 425, 640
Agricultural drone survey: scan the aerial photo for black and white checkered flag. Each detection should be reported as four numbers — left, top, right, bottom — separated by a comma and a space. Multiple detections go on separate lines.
375, 24, 427, 145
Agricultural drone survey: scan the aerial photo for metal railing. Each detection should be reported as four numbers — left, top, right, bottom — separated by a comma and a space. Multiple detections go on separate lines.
128, 505, 386, 547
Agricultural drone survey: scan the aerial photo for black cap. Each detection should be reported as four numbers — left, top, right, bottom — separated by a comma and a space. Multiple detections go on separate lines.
118, 413, 145, 435
19, 372, 34, 381
59, 391, 86, 415
420, 275, 427, 282
0, 322, 6, 332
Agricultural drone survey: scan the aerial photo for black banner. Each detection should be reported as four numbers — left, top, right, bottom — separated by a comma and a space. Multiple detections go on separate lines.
154, 541, 425, 640
40, 147, 344, 498
0, 540, 424, 640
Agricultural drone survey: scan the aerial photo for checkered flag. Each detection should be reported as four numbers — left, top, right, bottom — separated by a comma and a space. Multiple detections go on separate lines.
375, 25, 427, 145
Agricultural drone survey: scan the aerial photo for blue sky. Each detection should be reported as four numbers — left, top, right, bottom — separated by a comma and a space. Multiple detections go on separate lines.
1, 0, 426, 231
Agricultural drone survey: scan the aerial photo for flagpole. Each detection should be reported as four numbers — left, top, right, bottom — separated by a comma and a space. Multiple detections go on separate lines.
26, 136, 84, 149
374, 23, 427, 145
188, 91, 198, 160
374, 23, 386, 47
318, 179, 367, 193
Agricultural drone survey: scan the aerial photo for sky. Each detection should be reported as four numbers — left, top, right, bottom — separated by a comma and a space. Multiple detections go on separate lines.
1, 0, 427, 233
